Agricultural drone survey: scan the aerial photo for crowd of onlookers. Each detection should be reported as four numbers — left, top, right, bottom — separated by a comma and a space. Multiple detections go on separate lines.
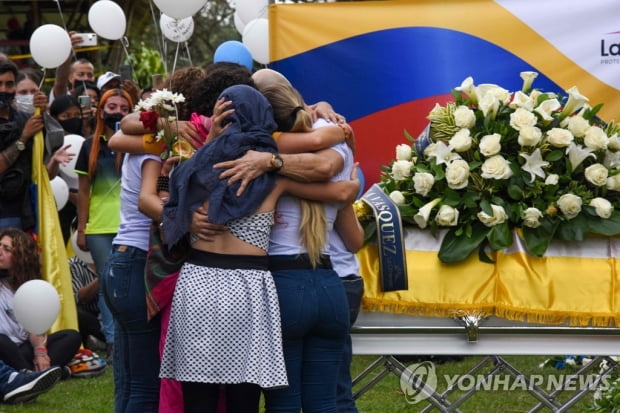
0, 28, 364, 413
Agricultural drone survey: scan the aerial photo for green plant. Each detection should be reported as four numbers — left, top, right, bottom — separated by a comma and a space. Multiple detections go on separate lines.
375, 72, 620, 263
126, 43, 166, 89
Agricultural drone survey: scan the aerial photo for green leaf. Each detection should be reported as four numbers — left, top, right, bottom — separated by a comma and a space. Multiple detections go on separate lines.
487, 222, 513, 250
545, 150, 564, 162
587, 211, 620, 236
438, 224, 490, 263
479, 199, 492, 215
555, 214, 588, 241
522, 218, 557, 256
507, 184, 524, 201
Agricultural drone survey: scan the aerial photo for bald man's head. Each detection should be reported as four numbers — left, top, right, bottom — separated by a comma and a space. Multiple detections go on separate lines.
251, 68, 291, 91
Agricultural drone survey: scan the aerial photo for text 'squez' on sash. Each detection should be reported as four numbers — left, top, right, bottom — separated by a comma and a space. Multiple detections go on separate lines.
361, 184, 408, 291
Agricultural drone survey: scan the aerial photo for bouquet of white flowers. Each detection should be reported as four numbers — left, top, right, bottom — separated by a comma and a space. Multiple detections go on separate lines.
371, 72, 620, 263
135, 88, 192, 160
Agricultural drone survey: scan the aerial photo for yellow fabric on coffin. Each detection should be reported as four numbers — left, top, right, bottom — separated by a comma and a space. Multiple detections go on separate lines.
357, 228, 620, 327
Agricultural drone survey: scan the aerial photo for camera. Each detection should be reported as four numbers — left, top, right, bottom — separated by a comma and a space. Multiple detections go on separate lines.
78, 95, 91, 107
74, 33, 98, 47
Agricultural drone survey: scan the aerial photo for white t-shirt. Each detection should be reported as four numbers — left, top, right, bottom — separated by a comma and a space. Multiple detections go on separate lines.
268, 119, 351, 255
113, 153, 161, 251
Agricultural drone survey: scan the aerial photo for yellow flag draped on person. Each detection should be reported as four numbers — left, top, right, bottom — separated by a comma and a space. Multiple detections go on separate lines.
31, 108, 78, 332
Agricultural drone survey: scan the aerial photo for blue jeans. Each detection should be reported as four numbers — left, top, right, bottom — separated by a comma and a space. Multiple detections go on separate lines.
87, 233, 116, 343
101, 244, 160, 413
264, 262, 349, 413
337, 275, 364, 413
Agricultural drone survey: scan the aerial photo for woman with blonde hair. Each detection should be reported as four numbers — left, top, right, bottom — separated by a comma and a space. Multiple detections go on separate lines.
74, 88, 134, 363
257, 80, 361, 413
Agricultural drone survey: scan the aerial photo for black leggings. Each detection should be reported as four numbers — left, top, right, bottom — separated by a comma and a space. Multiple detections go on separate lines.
181, 382, 261, 413
0, 330, 81, 371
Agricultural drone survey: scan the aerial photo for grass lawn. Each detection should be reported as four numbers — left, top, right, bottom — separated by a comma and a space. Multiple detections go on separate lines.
0, 355, 601, 412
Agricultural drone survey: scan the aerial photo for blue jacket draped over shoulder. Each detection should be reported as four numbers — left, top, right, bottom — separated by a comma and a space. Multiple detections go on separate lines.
162, 84, 278, 246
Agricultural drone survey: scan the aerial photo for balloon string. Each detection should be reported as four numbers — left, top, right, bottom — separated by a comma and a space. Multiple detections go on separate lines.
120, 36, 133, 67
172, 42, 180, 76
148, 0, 168, 75
184, 42, 193, 67
54, 0, 69, 34
38, 68, 46, 90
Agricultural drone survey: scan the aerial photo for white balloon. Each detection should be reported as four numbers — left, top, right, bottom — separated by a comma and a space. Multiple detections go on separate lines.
13, 280, 60, 334
58, 134, 84, 191
154, 0, 207, 20
50, 177, 69, 211
71, 230, 94, 265
234, 11, 246, 36
160, 14, 194, 43
242, 18, 270, 65
29, 25, 72, 69
235, 0, 268, 25
88, 0, 127, 40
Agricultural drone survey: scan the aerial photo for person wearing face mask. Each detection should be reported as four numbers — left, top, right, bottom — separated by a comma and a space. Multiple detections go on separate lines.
14, 69, 41, 115
74, 89, 134, 364
0, 61, 75, 233
49, 95, 83, 242
49, 95, 83, 136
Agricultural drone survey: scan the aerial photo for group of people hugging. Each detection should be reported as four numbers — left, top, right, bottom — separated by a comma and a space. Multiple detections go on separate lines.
106, 64, 365, 413
0, 45, 365, 412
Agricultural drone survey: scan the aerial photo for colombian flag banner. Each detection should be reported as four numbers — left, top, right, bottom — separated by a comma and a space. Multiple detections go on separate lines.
31, 113, 78, 332
269, 0, 620, 187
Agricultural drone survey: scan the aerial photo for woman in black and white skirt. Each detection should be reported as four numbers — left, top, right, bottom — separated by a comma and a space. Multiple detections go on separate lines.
159, 84, 359, 413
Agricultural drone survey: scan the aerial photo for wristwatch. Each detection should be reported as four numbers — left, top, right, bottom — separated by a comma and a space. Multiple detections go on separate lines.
270, 153, 284, 171
15, 140, 25, 151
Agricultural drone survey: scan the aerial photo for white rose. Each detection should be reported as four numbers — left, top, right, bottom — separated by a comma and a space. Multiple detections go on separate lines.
449, 129, 473, 152
396, 144, 413, 161
435, 205, 459, 226
523, 207, 543, 228
534, 98, 561, 121
545, 174, 559, 185
589, 197, 613, 219
608, 134, 620, 151
391, 160, 413, 180
607, 175, 620, 191
389, 190, 406, 205
518, 126, 543, 147
423, 143, 437, 159
545, 128, 574, 148
413, 172, 435, 196
509, 108, 537, 131
453, 105, 476, 129
584, 163, 609, 187
445, 159, 470, 189
564, 116, 590, 138
481, 155, 513, 180
479, 133, 502, 156
477, 204, 507, 227
557, 193, 582, 219
584, 126, 609, 151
